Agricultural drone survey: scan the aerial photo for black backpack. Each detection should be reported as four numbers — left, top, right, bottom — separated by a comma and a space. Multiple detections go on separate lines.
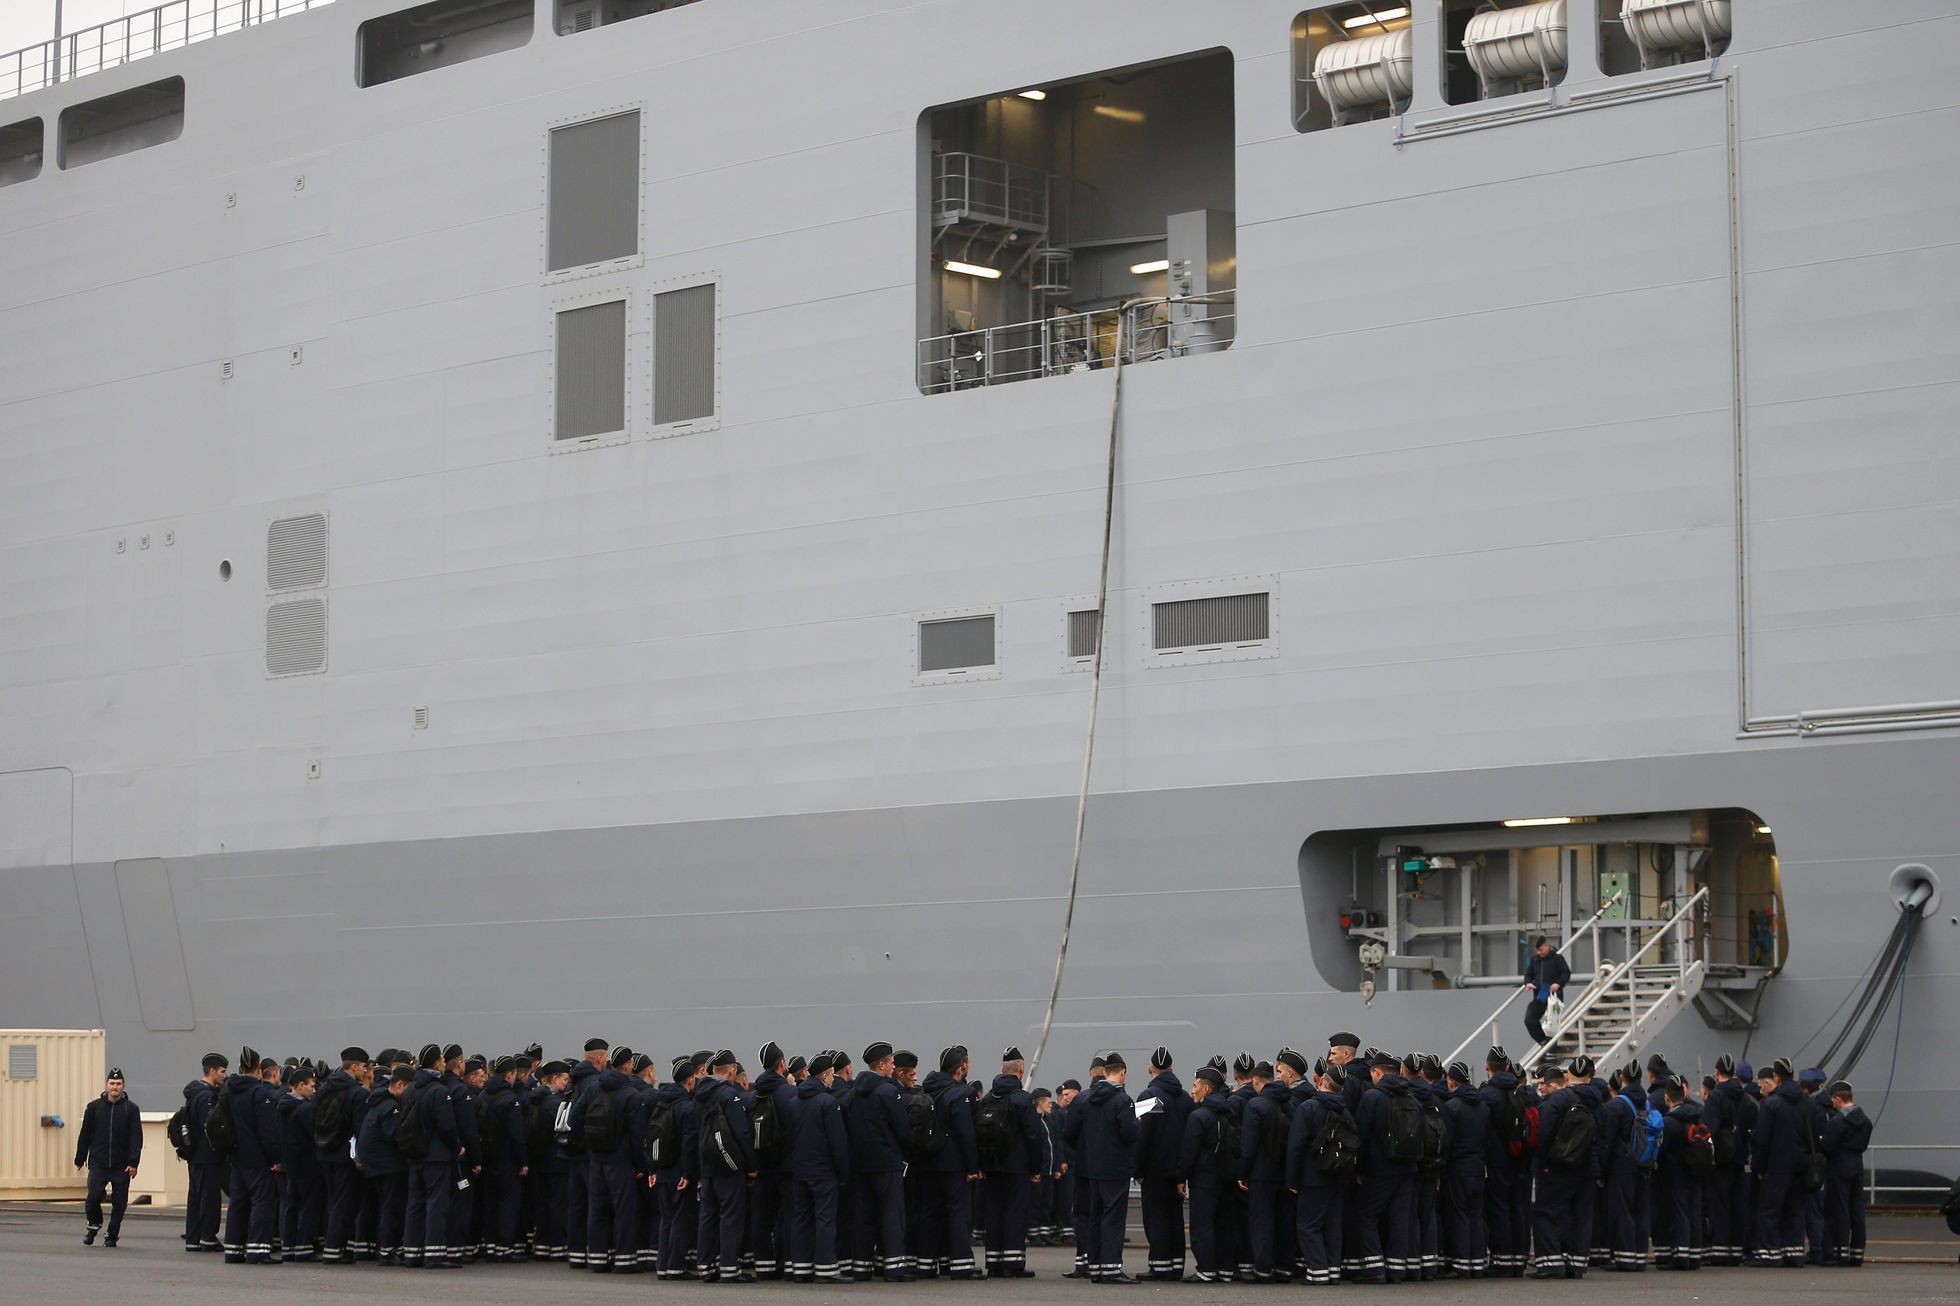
582, 1085, 623, 1153
906, 1089, 946, 1160
204, 1089, 239, 1158
642, 1095, 680, 1170
394, 1086, 430, 1160
1417, 1095, 1450, 1172
1214, 1109, 1242, 1184
1713, 1122, 1738, 1167
702, 1097, 744, 1174
1263, 1098, 1294, 1163
974, 1094, 1017, 1169
474, 1093, 501, 1167
751, 1090, 786, 1166
1312, 1105, 1361, 1182
168, 1097, 198, 1160
1682, 1122, 1715, 1175
313, 1083, 353, 1152
1383, 1091, 1423, 1164
1546, 1100, 1596, 1170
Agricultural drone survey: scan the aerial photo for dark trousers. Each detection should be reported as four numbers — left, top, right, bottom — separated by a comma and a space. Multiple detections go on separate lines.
637, 1170, 659, 1269
1415, 1171, 1441, 1278
1297, 1184, 1344, 1284
1070, 1161, 1093, 1272
1652, 1167, 1702, 1269
750, 1173, 784, 1276
85, 1164, 131, 1239
698, 1169, 747, 1275
1524, 1000, 1551, 1044
1599, 1163, 1647, 1270
1754, 1171, 1805, 1265
533, 1171, 567, 1258
565, 1154, 590, 1266
447, 1166, 475, 1260
224, 1164, 278, 1262
1247, 1179, 1283, 1277
1567, 1168, 1595, 1276
187, 1161, 225, 1250
1705, 1167, 1746, 1264
280, 1165, 323, 1258
587, 1149, 638, 1270
404, 1159, 454, 1265
1050, 1168, 1074, 1241
853, 1170, 908, 1277
1804, 1186, 1827, 1263
1140, 1176, 1185, 1278
1086, 1177, 1130, 1281
371, 1173, 407, 1257
321, 1161, 362, 1261
1483, 1162, 1519, 1275
789, 1176, 840, 1277
1356, 1170, 1415, 1282
922, 1169, 975, 1276
981, 1171, 1030, 1273
355, 1170, 380, 1259
1442, 1161, 1486, 1276
1531, 1168, 1588, 1274
657, 1178, 697, 1276
1825, 1173, 1866, 1265
482, 1166, 521, 1259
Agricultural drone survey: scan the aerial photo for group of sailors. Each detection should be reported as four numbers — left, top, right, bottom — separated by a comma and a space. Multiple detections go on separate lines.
154, 1031, 1873, 1282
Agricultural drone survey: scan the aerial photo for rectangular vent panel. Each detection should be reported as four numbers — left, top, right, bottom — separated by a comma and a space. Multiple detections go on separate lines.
549, 111, 641, 271
267, 597, 328, 677
919, 615, 995, 674
266, 513, 327, 591
556, 300, 627, 439
7, 1044, 35, 1080
1152, 592, 1269, 650
654, 282, 717, 425
1067, 608, 1102, 659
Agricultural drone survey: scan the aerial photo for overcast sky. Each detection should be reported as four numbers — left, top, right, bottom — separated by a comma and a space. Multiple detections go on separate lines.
0, 2, 338, 61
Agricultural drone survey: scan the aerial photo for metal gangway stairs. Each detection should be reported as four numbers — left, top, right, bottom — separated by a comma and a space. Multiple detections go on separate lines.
1446, 887, 1711, 1074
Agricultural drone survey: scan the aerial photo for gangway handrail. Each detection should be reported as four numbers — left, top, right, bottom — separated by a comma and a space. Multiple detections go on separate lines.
1520, 885, 1709, 1071
1442, 891, 1624, 1070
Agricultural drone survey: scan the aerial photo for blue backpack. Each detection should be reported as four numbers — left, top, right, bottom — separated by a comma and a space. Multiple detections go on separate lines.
1623, 1094, 1662, 1168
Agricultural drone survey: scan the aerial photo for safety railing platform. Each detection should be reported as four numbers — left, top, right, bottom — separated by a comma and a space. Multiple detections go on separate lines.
2, 1, 334, 103
917, 290, 1235, 395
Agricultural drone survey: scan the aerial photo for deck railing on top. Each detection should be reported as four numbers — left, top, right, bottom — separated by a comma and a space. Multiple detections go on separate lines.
1, 1, 334, 103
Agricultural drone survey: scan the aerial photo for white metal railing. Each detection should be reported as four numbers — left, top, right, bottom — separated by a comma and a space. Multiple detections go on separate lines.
1, 1, 334, 102
917, 290, 1235, 394
933, 152, 1050, 232
1520, 885, 1710, 1071
1864, 1144, 1960, 1206
1443, 891, 1624, 1069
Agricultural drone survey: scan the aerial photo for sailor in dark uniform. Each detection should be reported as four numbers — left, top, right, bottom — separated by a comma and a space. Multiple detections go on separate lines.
1135, 1045, 1192, 1281
1353, 1051, 1417, 1284
1439, 1060, 1488, 1278
1751, 1059, 1810, 1267
1703, 1053, 1755, 1265
1284, 1058, 1354, 1285
1821, 1081, 1871, 1267
183, 1053, 229, 1254
75, 1068, 141, 1249
1066, 1050, 1140, 1283
1179, 1064, 1233, 1282
1651, 1075, 1705, 1270
356, 1065, 414, 1265
1522, 937, 1572, 1045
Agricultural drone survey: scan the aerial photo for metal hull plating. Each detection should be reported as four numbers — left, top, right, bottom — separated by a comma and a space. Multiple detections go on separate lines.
0, 1, 1956, 1156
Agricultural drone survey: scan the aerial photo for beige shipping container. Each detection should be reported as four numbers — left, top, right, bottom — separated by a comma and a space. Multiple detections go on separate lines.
1, 1029, 106, 1200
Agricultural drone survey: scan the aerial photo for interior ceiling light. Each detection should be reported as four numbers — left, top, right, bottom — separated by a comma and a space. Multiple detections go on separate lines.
943, 260, 1002, 280
1018, 89, 1047, 101
1092, 105, 1145, 123
1502, 816, 1575, 828
1129, 259, 1170, 274
1345, 5, 1411, 27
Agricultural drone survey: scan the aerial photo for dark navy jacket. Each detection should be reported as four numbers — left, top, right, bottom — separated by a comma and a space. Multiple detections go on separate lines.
277, 1093, 318, 1181
224, 1073, 284, 1168
652, 1081, 699, 1184
1538, 1079, 1603, 1179
546, 1086, 579, 1169
1442, 1083, 1489, 1171
1065, 1076, 1140, 1183
478, 1078, 528, 1172
1704, 1076, 1756, 1170
562, 1060, 600, 1165
356, 1090, 406, 1177
1239, 1081, 1290, 1184
1657, 1098, 1704, 1180
314, 1070, 368, 1164
1133, 1070, 1192, 1180
921, 1071, 978, 1174
695, 1076, 758, 1174
980, 1075, 1044, 1176
1284, 1088, 1351, 1191
1752, 1080, 1810, 1176
445, 1071, 482, 1165
1179, 1093, 1231, 1187
1596, 1084, 1651, 1179
1821, 1104, 1872, 1180
1477, 1071, 1522, 1171
844, 1070, 911, 1175
570, 1067, 642, 1157
75, 1092, 142, 1170
1357, 1073, 1416, 1177
1524, 948, 1572, 1002
786, 1075, 851, 1181
752, 1070, 796, 1174
405, 1068, 459, 1163
182, 1081, 225, 1166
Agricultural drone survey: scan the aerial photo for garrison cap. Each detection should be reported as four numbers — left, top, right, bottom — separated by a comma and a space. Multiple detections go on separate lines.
239, 1045, 261, 1073
287, 1064, 315, 1086
1447, 1061, 1472, 1084
1715, 1053, 1735, 1076
1569, 1055, 1595, 1080
940, 1046, 968, 1073
1770, 1057, 1794, 1080
491, 1057, 515, 1075
1150, 1045, 1173, 1070
1486, 1045, 1509, 1068
787, 1056, 807, 1077
1327, 1031, 1361, 1050
893, 1050, 919, 1070
710, 1049, 737, 1070
525, 1043, 544, 1063
442, 1043, 464, 1063
1232, 1052, 1255, 1075
863, 1041, 895, 1065
832, 1050, 854, 1070
1089, 1054, 1107, 1070
759, 1041, 786, 1069
107, 1067, 124, 1082
1194, 1066, 1224, 1088
690, 1050, 714, 1067
1829, 1080, 1854, 1098
1001, 1046, 1023, 1063
340, 1047, 370, 1065
1253, 1060, 1274, 1079
375, 1049, 401, 1066
202, 1052, 229, 1071
1646, 1053, 1670, 1076
1324, 1061, 1347, 1087
417, 1044, 442, 1070
1370, 1052, 1399, 1070
1799, 1066, 1826, 1088
1276, 1048, 1308, 1075
539, 1060, 571, 1078
1102, 1052, 1126, 1071
810, 1052, 836, 1075
671, 1056, 695, 1080
1060, 1079, 1082, 1091
464, 1055, 487, 1075
1535, 1062, 1564, 1082
583, 1038, 609, 1053
609, 1046, 635, 1069
389, 1065, 416, 1085
631, 1054, 653, 1076
1204, 1055, 1227, 1075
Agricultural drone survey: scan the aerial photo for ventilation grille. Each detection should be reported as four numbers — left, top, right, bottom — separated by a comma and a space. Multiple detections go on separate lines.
266, 513, 327, 591
7, 1044, 35, 1080
267, 597, 328, 677
548, 111, 641, 271
654, 282, 717, 425
1152, 592, 1269, 650
919, 615, 995, 674
1068, 608, 1102, 659
556, 300, 628, 439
